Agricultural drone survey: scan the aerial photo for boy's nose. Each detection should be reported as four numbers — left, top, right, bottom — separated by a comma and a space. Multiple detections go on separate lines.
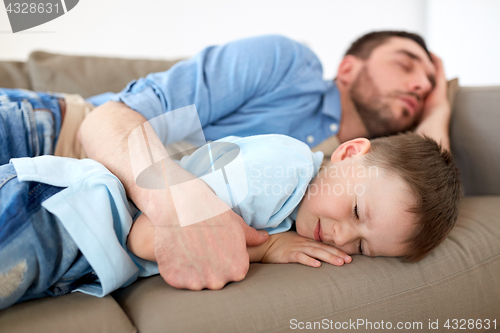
333, 222, 359, 247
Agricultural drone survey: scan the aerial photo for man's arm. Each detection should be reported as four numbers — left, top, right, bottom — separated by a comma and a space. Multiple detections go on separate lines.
79, 101, 268, 290
79, 36, 311, 289
415, 53, 451, 150
127, 214, 349, 267
127, 209, 269, 263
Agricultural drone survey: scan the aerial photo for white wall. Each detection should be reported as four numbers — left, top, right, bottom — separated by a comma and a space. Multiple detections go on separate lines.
425, 0, 500, 86
1, 0, 498, 86
0, 0, 424, 80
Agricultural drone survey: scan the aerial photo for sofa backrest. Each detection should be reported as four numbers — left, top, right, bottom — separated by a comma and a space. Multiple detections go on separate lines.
0, 52, 499, 196
0, 61, 32, 90
450, 86, 500, 196
28, 51, 184, 98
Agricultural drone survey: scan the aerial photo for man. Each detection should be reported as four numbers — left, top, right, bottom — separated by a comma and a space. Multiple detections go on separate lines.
78, 31, 450, 290
1, 31, 450, 291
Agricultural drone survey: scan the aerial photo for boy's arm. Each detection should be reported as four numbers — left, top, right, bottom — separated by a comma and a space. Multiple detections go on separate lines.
127, 214, 156, 262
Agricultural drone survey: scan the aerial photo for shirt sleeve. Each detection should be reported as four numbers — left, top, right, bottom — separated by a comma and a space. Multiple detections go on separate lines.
177, 134, 324, 234
12, 157, 141, 297
109, 35, 319, 145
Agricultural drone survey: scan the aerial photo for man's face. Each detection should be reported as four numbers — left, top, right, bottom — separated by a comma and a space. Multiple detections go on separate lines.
349, 37, 436, 137
295, 155, 416, 257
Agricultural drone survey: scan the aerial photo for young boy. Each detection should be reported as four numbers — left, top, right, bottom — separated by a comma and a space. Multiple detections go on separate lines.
127, 132, 463, 266
0, 133, 462, 310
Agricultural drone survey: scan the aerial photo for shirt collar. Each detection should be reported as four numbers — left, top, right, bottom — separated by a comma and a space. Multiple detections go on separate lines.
321, 80, 342, 122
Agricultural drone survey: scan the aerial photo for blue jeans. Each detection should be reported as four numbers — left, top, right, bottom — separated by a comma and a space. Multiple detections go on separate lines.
0, 88, 63, 165
0, 89, 94, 310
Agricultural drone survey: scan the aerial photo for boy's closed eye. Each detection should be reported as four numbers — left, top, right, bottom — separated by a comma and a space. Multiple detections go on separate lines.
352, 204, 363, 255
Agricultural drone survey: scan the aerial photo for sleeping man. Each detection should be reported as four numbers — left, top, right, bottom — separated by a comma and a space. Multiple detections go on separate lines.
1, 30, 452, 292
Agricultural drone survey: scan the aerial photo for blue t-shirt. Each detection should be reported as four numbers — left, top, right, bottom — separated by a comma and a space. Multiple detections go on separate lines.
88, 35, 341, 148
11, 134, 323, 296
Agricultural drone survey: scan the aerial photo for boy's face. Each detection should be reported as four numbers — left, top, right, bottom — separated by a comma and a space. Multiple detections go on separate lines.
295, 138, 416, 257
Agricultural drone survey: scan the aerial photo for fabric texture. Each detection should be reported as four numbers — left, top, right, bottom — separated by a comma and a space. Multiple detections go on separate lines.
178, 135, 324, 234
450, 85, 500, 195
28, 51, 183, 98
10, 157, 141, 298
54, 93, 95, 159
104, 35, 342, 149
0, 163, 94, 310
0, 292, 136, 333
0, 88, 62, 166
0, 61, 32, 90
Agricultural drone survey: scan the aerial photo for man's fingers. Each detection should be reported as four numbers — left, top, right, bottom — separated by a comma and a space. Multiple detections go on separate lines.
430, 52, 446, 79
160, 264, 239, 291
240, 219, 269, 247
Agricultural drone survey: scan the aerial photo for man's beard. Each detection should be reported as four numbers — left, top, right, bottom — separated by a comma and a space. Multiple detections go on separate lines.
349, 65, 413, 138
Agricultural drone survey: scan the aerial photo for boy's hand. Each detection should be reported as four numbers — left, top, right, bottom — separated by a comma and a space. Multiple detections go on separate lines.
262, 231, 351, 267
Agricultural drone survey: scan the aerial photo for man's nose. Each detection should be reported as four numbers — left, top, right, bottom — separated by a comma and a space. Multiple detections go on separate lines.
408, 71, 432, 96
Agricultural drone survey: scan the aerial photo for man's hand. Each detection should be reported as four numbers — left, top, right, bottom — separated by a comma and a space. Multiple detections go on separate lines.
416, 53, 452, 150
421, 53, 450, 114
259, 231, 351, 268
79, 101, 268, 291
155, 207, 268, 290
126, 188, 269, 290
151, 174, 268, 290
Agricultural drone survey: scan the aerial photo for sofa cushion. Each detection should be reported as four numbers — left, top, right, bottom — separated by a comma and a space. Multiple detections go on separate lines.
0, 292, 136, 333
112, 196, 500, 333
28, 51, 184, 98
0, 61, 32, 90
450, 86, 500, 195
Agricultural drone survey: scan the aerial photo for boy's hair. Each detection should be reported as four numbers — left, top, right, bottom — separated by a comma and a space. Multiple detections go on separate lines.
364, 133, 463, 262
345, 30, 431, 61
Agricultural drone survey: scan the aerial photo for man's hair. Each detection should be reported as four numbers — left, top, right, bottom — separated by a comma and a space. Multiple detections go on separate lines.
345, 30, 431, 61
364, 133, 463, 262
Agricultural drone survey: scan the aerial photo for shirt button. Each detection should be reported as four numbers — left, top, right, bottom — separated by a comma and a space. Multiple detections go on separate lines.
330, 123, 338, 132
307, 135, 314, 143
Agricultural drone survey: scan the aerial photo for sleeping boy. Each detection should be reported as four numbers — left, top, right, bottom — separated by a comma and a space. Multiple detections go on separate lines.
127, 132, 463, 265
0, 133, 462, 310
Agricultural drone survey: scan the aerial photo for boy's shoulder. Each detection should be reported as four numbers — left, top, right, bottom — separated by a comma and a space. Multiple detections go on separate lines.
203, 134, 324, 178
217, 134, 317, 159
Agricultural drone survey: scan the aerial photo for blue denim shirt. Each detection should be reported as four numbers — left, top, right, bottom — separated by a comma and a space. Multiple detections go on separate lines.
88, 35, 341, 147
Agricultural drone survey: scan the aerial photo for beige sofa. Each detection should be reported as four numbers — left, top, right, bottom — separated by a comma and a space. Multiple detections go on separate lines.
0, 51, 499, 333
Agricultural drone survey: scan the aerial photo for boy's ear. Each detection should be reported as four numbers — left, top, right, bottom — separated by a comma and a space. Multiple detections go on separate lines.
331, 138, 371, 163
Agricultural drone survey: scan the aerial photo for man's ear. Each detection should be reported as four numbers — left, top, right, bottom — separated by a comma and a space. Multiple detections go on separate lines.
331, 138, 371, 163
336, 55, 363, 86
